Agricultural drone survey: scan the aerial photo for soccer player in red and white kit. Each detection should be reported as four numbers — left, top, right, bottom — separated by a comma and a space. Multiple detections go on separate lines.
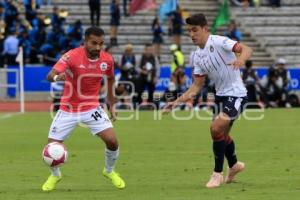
42, 27, 125, 191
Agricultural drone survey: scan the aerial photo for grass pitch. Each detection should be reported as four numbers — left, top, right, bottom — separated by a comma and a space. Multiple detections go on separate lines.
0, 109, 299, 200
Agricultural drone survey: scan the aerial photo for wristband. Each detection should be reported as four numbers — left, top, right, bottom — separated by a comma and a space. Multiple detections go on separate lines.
53, 75, 58, 82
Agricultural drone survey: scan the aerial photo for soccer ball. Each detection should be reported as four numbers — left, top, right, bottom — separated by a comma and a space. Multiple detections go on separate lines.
42, 142, 68, 167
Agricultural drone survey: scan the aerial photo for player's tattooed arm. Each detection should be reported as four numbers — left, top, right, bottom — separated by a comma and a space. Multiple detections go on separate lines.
47, 69, 66, 82
232, 42, 253, 69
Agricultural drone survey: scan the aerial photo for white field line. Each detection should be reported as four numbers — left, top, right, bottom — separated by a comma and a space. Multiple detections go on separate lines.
0, 113, 22, 120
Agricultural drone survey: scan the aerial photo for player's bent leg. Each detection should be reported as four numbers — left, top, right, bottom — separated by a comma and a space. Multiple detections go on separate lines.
42, 138, 64, 191
97, 128, 119, 150
42, 109, 78, 191
96, 128, 126, 189
224, 134, 238, 168
206, 113, 232, 188
223, 121, 245, 184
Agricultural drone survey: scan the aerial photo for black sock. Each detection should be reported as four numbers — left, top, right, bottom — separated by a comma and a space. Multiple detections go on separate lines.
213, 140, 226, 173
225, 140, 238, 168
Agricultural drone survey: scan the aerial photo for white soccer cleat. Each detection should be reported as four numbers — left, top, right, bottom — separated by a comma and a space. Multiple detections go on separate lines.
206, 172, 223, 188
225, 161, 245, 183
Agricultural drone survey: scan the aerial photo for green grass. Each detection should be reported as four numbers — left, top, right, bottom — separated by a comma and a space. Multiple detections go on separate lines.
0, 109, 300, 200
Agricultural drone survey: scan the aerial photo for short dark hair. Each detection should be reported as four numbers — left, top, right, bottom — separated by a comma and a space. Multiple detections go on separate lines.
85, 27, 105, 38
186, 13, 208, 27
245, 60, 252, 68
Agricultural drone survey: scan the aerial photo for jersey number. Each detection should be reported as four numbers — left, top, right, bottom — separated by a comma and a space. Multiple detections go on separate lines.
91, 111, 102, 121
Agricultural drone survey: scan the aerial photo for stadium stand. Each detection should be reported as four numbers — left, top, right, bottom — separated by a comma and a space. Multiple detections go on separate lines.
37, 0, 274, 66
1, 0, 299, 106
232, 0, 300, 66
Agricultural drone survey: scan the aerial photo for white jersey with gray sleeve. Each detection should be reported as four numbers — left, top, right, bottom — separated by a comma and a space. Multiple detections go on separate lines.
192, 35, 247, 97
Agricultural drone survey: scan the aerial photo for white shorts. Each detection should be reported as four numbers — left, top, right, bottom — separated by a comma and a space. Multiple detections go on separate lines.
48, 106, 113, 141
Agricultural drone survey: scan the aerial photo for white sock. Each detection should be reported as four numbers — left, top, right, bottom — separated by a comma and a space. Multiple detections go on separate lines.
105, 148, 119, 173
50, 167, 61, 177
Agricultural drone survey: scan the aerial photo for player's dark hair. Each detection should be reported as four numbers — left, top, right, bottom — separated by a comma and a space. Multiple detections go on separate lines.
245, 60, 252, 68
85, 27, 105, 38
186, 13, 208, 27
145, 43, 153, 48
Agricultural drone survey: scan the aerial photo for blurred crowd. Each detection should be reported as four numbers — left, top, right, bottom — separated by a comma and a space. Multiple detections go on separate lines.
0, 0, 298, 109
0, 0, 84, 68
242, 58, 299, 108
230, 0, 281, 9
0, 0, 186, 66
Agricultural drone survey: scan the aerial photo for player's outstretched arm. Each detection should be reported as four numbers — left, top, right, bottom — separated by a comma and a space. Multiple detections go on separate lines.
162, 75, 205, 114
47, 69, 66, 82
231, 43, 253, 69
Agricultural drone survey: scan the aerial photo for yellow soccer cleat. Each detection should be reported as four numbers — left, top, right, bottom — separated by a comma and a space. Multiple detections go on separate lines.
42, 175, 62, 191
102, 168, 126, 189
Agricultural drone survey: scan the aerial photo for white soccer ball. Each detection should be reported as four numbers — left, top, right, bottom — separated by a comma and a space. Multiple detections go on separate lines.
42, 142, 68, 167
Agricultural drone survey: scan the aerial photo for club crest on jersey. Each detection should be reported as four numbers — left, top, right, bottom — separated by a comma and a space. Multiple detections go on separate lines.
100, 62, 108, 71
210, 45, 214, 52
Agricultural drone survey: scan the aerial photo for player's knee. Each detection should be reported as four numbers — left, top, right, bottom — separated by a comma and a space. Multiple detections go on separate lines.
210, 124, 222, 135
105, 137, 119, 151
210, 125, 224, 141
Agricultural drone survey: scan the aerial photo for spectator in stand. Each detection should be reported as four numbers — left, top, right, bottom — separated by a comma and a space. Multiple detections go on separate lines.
23, 0, 42, 9
3, 29, 19, 65
39, 40, 59, 66
15, 15, 31, 36
0, 36, 3, 68
110, 0, 120, 46
29, 13, 47, 63
0, 2, 5, 20
88, 0, 101, 26
169, 44, 185, 89
224, 20, 242, 41
50, 6, 67, 30
115, 44, 137, 108
230, 0, 253, 9
4, 0, 19, 30
123, 0, 131, 17
120, 43, 136, 83
151, 17, 163, 61
66, 20, 83, 48
46, 25, 65, 48
135, 44, 159, 106
24, 0, 42, 22
260, 66, 282, 108
269, 0, 281, 8
242, 60, 260, 107
18, 29, 31, 63
168, 5, 183, 47
40, 25, 65, 65
275, 58, 291, 107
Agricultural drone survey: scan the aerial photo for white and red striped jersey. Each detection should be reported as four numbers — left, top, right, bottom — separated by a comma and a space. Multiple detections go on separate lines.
191, 35, 247, 97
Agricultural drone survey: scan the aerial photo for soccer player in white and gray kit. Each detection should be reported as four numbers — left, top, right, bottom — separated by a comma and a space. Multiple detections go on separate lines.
163, 13, 253, 188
